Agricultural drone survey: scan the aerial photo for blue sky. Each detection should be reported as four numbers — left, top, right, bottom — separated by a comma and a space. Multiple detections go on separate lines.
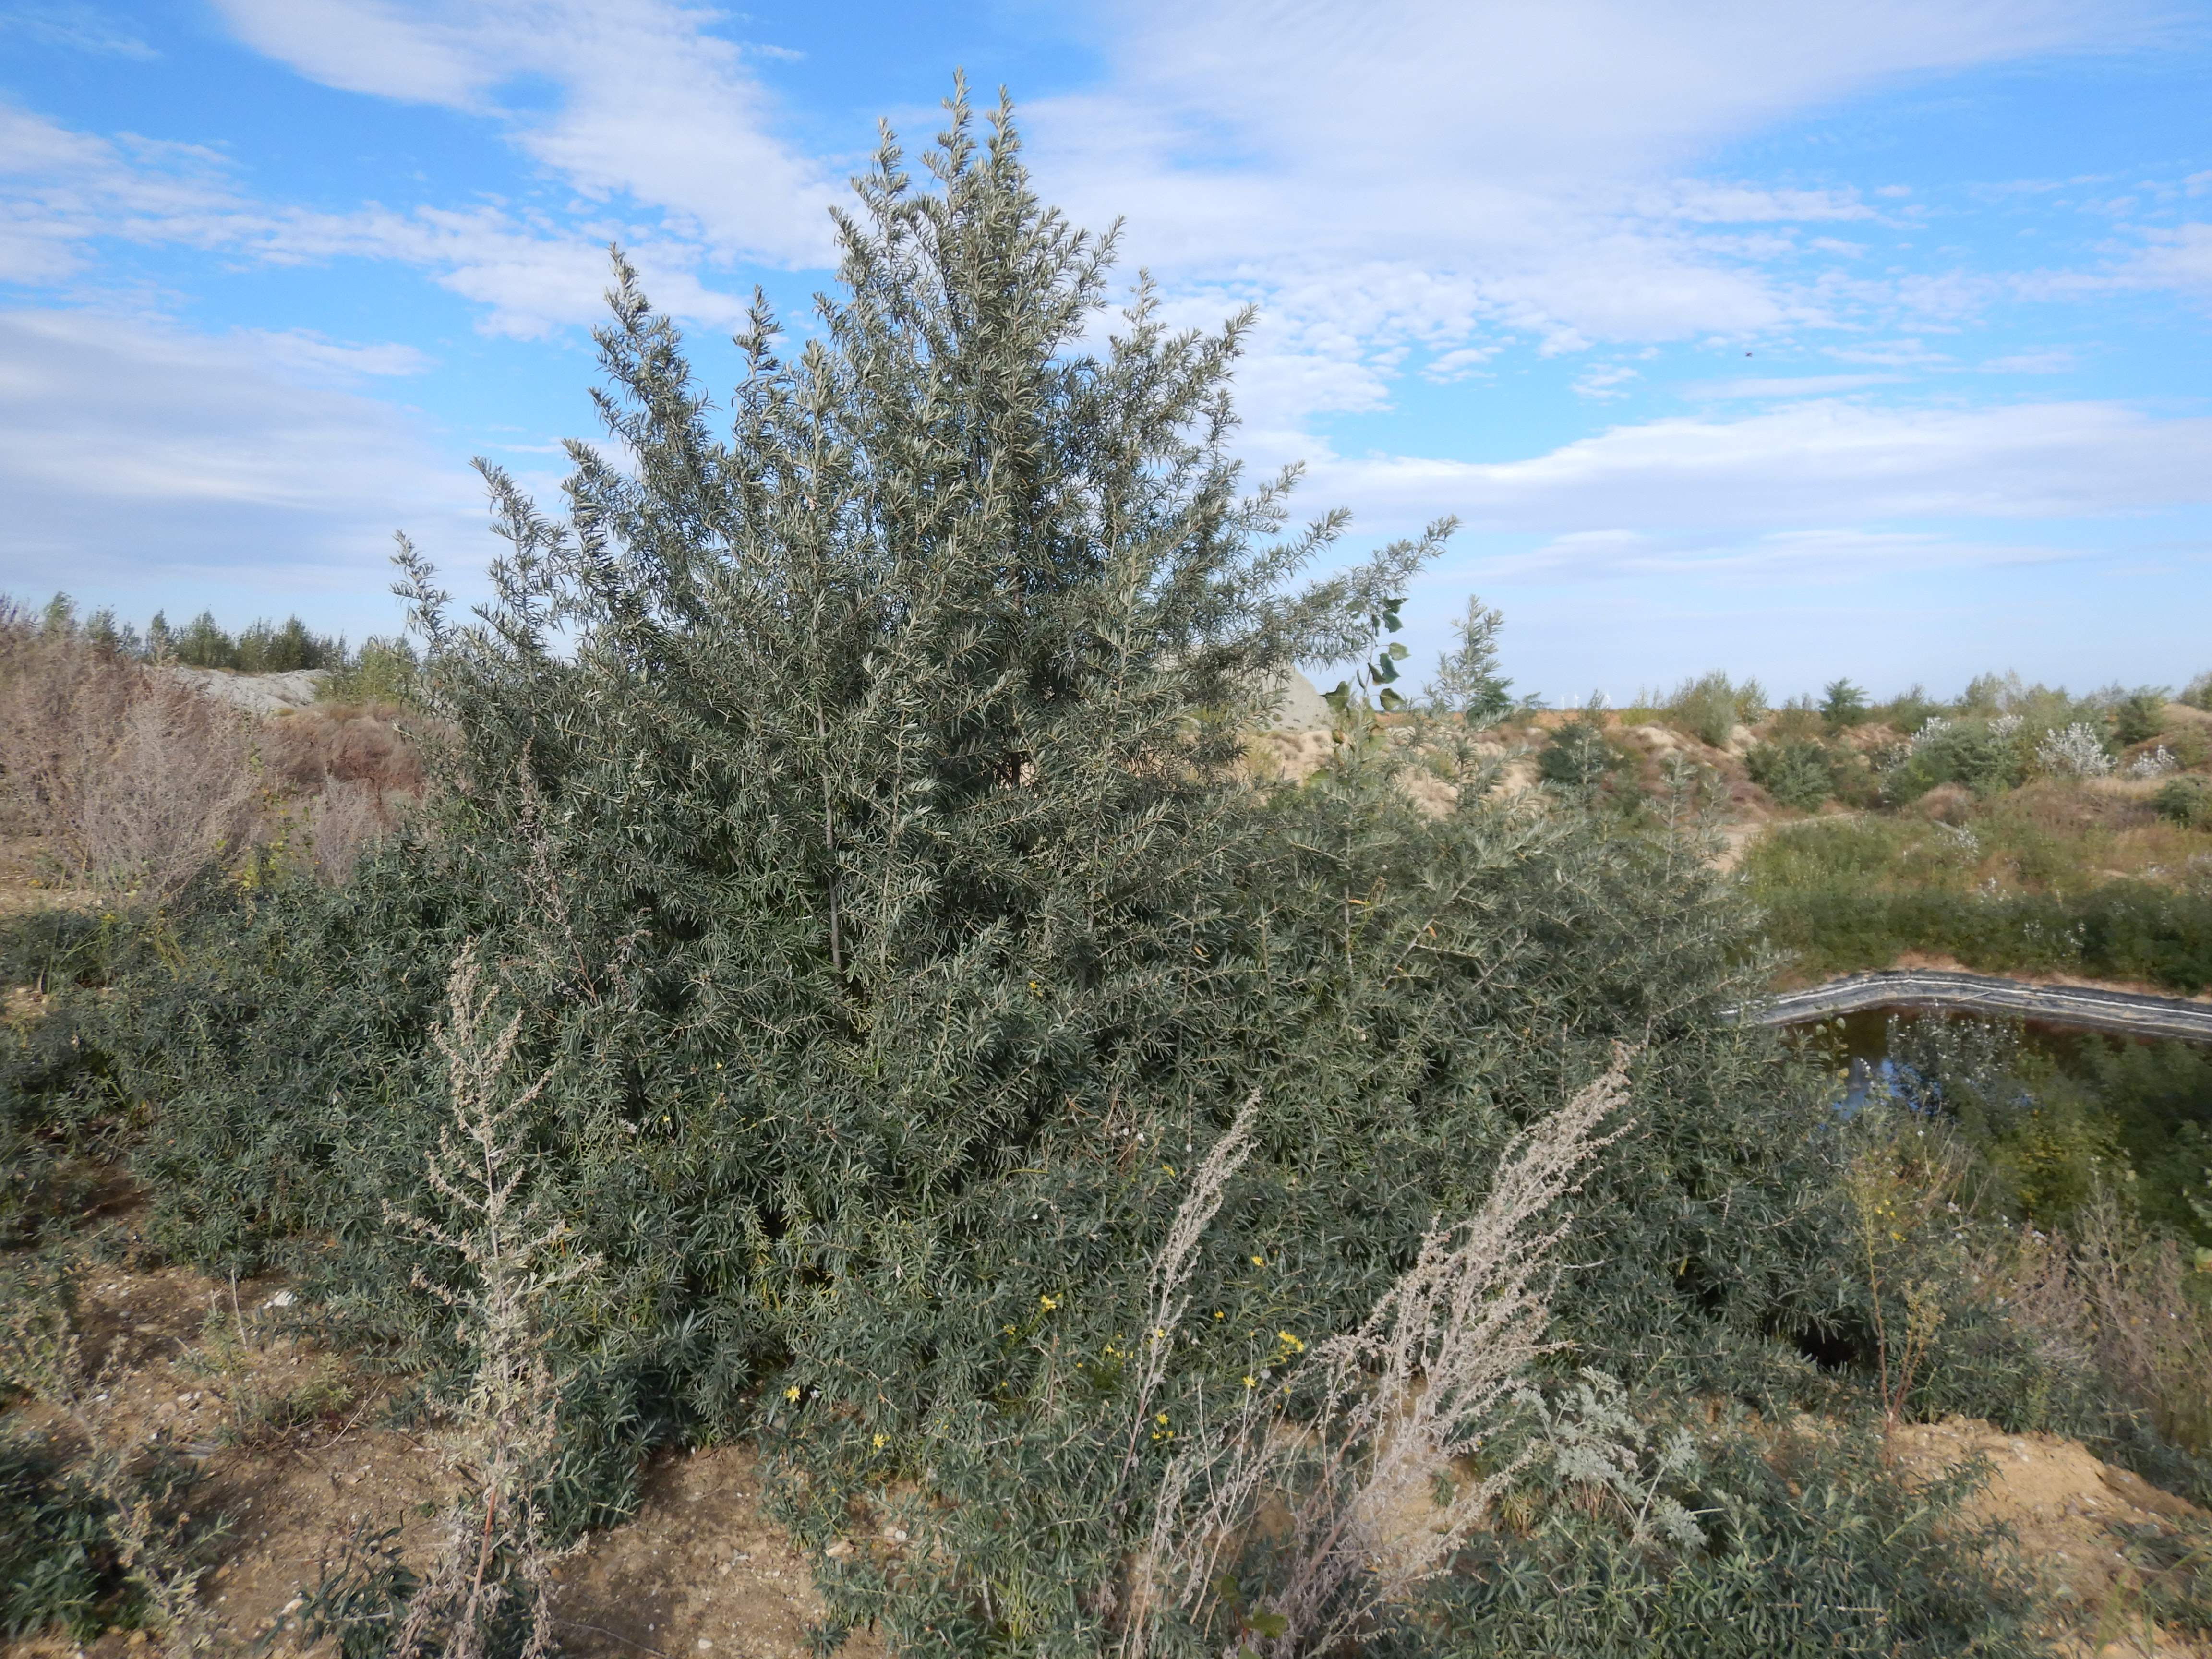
4, 0, 2211, 701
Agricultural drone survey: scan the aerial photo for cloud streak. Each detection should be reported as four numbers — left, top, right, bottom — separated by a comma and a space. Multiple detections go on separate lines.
1313, 397, 2212, 554
0, 309, 481, 591
211, 0, 837, 265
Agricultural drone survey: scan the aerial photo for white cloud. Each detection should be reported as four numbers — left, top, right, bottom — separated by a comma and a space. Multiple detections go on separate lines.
1573, 364, 1640, 400
0, 103, 255, 282
1025, 0, 2127, 331
0, 100, 759, 336
0, 309, 481, 590
242, 329, 433, 380
984, 0, 2148, 453
211, 0, 837, 265
1686, 373, 1909, 397
1307, 398, 2212, 548
2125, 222, 2212, 297
1980, 348, 2077, 373
1643, 181, 1876, 224
1506, 525, 2078, 580
0, 2, 153, 57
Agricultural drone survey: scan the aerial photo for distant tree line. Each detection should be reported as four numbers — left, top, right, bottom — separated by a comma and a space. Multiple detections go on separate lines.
32, 593, 417, 702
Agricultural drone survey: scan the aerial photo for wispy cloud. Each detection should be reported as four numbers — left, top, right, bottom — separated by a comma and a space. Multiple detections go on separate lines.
1684, 373, 1908, 399
0, 1, 153, 58
0, 308, 479, 589
1022, 0, 2132, 356
210, 0, 837, 265
1506, 525, 2083, 581
1308, 397, 2212, 548
0, 99, 757, 335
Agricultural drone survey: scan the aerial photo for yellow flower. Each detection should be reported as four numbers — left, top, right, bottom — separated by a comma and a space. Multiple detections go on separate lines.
1242, 1375, 1256, 1388
1039, 1294, 1059, 1310
784, 1385, 801, 1401
1250, 1255, 1265, 1267
1213, 1310, 1224, 1319
1276, 1330, 1306, 1352
1155, 1411, 1169, 1426
872, 1433, 887, 1450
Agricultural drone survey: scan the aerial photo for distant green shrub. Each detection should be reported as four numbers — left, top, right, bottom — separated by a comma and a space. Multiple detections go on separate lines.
1821, 677, 1869, 732
1663, 671, 1766, 748
318, 636, 421, 705
1538, 716, 1625, 788
143, 608, 344, 673
1750, 872, 2212, 993
1881, 717, 2023, 802
2115, 689, 2172, 748
2154, 776, 2212, 830
1744, 739, 1833, 812
1878, 685, 1943, 736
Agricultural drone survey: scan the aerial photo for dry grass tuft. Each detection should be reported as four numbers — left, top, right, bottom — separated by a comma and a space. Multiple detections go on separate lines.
1983, 1197, 2212, 1457
1126, 1049, 1633, 1657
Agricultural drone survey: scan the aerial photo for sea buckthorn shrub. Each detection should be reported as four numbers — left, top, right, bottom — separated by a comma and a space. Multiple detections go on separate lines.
12, 91, 2124, 1658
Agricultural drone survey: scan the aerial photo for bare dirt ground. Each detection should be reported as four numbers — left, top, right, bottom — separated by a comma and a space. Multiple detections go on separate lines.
1894, 1418, 2211, 1659
1, 1243, 880, 1659
12, 1235, 2208, 1658
0, 837, 94, 922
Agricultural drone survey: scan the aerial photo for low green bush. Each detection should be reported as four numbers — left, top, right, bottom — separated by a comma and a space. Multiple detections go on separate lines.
1744, 739, 1834, 812
1877, 685, 1944, 736
1821, 678, 1869, 732
1880, 717, 2023, 803
317, 636, 421, 705
1752, 879, 2212, 992
2154, 776, 2212, 830
2115, 689, 2171, 748
0, 1435, 128, 1640
1662, 672, 1766, 748
1538, 716, 1626, 789
1413, 1415, 2043, 1659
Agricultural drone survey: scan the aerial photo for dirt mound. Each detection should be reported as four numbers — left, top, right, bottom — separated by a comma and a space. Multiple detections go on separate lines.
1894, 1417, 2209, 1657
160, 668, 325, 717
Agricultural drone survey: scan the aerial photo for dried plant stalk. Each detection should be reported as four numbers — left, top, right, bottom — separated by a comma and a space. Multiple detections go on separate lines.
385, 940, 599, 1659
1126, 1048, 1632, 1658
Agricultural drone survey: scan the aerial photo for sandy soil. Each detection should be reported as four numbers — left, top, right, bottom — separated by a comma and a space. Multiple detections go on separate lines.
0, 1249, 879, 1659
1894, 1418, 2211, 1658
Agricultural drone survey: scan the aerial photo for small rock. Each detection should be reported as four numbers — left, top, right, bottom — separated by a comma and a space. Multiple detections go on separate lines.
824, 1539, 854, 1559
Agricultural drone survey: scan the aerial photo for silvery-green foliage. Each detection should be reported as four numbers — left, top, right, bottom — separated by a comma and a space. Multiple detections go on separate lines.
1519, 1370, 1707, 1551
1424, 596, 1515, 728
2035, 722, 2115, 779
85, 84, 1862, 1657
1907, 717, 1954, 753
1883, 715, 2023, 801
2128, 746, 2178, 779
